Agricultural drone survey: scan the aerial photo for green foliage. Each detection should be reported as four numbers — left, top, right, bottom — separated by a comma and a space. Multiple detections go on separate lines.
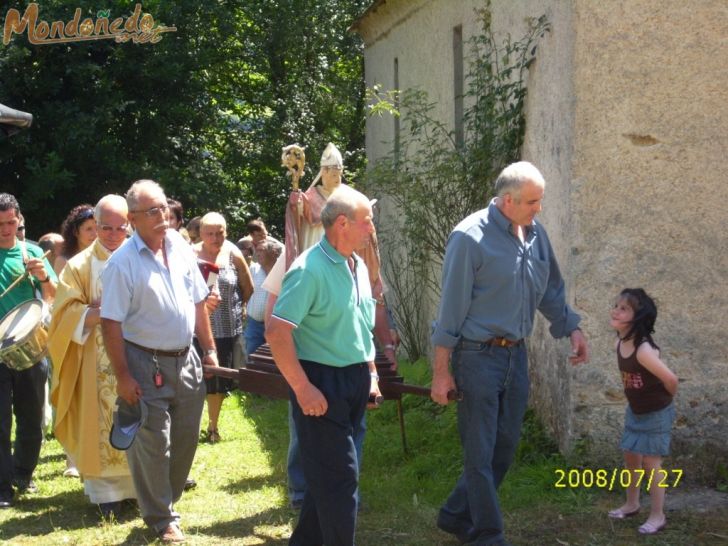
716, 462, 728, 492
515, 408, 561, 465
364, 4, 550, 357
0, 1, 369, 239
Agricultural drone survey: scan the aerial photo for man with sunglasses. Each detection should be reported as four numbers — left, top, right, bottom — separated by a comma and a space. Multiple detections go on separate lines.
100, 180, 217, 542
49, 194, 135, 519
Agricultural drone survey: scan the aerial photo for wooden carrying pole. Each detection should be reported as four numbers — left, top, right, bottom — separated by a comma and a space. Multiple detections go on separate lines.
203, 344, 462, 453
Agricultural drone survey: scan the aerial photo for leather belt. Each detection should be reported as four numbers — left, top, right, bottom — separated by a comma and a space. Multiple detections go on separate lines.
485, 337, 523, 348
125, 339, 190, 358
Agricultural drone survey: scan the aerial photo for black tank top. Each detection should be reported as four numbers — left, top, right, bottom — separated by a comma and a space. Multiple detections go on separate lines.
617, 340, 672, 414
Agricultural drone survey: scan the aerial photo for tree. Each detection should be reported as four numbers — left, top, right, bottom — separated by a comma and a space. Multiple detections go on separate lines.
0, 0, 369, 239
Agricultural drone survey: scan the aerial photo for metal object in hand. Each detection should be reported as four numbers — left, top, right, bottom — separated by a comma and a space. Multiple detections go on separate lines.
0, 299, 48, 371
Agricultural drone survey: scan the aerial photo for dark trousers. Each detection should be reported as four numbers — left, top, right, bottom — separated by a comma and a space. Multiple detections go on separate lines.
289, 360, 369, 546
0, 359, 49, 499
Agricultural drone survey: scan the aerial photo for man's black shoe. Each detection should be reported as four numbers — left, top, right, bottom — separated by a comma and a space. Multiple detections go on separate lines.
0, 497, 12, 508
99, 501, 121, 519
436, 514, 473, 544
183, 478, 197, 491
13, 478, 38, 495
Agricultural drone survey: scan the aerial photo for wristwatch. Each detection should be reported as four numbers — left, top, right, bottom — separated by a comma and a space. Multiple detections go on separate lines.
204, 349, 217, 357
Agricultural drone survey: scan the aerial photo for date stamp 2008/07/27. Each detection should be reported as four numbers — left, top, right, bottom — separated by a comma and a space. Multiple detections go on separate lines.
554, 468, 683, 491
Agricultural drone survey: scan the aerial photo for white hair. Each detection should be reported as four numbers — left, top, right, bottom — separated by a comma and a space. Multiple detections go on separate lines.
126, 179, 165, 211
494, 161, 545, 200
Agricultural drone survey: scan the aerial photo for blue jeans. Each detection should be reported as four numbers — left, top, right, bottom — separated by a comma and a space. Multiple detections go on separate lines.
438, 341, 529, 545
244, 317, 266, 358
287, 401, 366, 505
0, 358, 49, 500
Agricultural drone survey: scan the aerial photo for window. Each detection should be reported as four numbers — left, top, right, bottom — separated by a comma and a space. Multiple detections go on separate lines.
453, 25, 464, 149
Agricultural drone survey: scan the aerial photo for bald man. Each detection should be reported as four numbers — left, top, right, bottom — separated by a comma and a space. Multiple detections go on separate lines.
49, 195, 135, 518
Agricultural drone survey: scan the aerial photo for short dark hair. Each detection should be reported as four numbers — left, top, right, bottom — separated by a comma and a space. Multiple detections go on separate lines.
246, 219, 266, 235
38, 239, 55, 253
0, 193, 20, 216
167, 198, 184, 224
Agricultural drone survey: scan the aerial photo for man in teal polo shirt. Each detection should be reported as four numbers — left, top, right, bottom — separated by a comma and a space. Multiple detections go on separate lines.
267, 185, 381, 546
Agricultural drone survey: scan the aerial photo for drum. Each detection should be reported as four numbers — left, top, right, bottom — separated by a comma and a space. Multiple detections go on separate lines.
0, 299, 48, 371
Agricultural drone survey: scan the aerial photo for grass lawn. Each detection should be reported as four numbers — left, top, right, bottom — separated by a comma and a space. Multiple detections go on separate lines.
1, 359, 727, 545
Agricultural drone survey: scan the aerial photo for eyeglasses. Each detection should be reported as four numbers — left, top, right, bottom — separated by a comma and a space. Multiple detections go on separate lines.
131, 204, 169, 217
98, 224, 129, 234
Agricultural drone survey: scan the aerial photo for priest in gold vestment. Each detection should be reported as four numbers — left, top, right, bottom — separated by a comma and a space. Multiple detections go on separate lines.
49, 195, 135, 517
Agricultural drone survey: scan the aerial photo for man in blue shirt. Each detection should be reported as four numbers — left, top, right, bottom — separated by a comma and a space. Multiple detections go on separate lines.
431, 162, 589, 546
101, 180, 218, 543
267, 185, 382, 546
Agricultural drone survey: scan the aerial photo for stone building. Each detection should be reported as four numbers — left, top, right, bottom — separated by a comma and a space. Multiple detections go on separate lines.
353, 0, 728, 477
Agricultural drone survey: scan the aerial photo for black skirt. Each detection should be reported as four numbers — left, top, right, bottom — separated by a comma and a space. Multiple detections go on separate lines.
194, 336, 236, 394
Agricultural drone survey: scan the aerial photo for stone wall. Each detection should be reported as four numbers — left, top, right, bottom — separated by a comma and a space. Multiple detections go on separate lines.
354, 0, 728, 477
565, 0, 728, 476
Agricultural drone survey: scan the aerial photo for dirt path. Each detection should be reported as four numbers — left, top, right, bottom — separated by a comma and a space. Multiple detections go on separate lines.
666, 486, 728, 513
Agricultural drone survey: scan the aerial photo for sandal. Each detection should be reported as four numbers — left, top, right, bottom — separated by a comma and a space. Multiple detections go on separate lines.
608, 507, 640, 519
208, 429, 221, 443
638, 519, 666, 535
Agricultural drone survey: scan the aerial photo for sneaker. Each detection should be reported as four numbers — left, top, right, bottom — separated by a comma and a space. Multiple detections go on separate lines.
13, 478, 38, 495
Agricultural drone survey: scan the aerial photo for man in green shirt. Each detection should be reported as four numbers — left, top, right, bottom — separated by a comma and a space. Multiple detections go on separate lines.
0, 192, 57, 508
267, 185, 381, 546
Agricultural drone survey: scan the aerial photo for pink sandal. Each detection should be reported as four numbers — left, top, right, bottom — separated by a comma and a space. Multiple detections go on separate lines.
608, 507, 640, 519
638, 519, 666, 535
